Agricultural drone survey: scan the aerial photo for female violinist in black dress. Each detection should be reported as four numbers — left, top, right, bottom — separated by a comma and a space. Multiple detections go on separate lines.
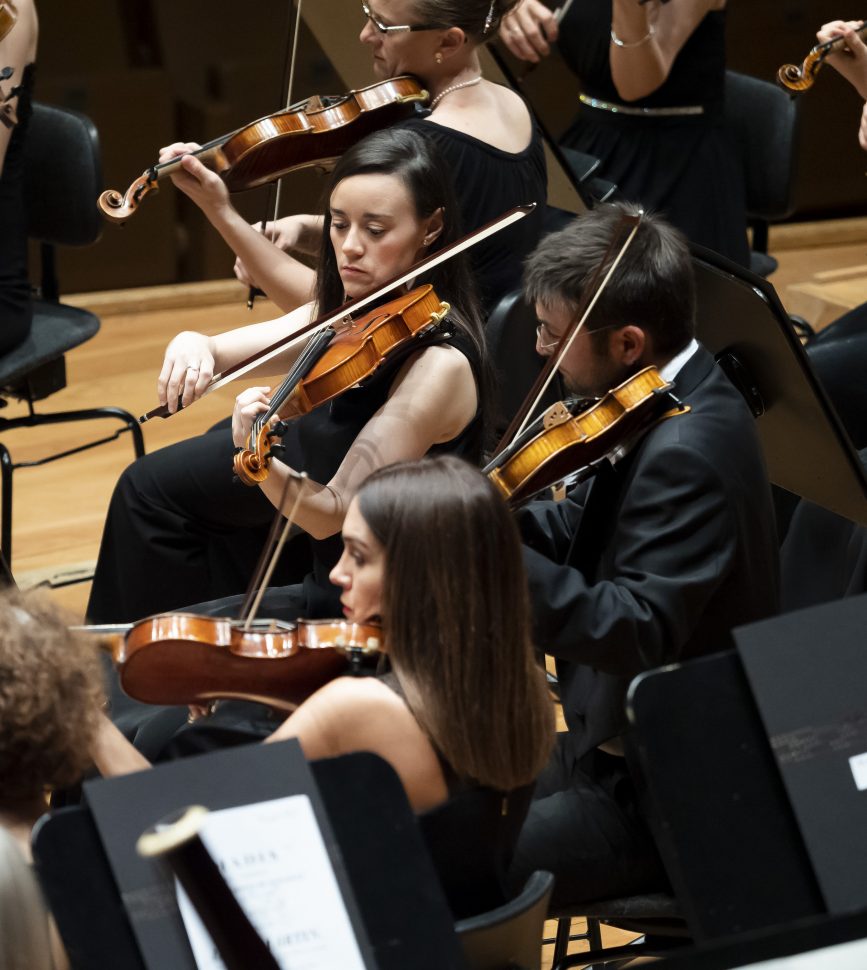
87, 128, 489, 626
92, 456, 556, 918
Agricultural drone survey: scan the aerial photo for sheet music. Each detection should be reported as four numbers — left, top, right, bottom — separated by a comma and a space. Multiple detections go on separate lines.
176, 795, 366, 970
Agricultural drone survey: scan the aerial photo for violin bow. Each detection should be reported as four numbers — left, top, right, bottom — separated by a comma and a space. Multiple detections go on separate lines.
240, 470, 308, 628
140, 202, 536, 422
490, 209, 642, 460
247, 0, 305, 309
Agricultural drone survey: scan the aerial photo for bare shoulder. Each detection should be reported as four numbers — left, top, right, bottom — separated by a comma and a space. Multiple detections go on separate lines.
302, 676, 421, 748
428, 82, 532, 153
389, 343, 477, 433
388, 342, 476, 403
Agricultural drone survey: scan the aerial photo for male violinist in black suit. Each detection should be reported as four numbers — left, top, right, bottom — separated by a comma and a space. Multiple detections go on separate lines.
508, 202, 780, 906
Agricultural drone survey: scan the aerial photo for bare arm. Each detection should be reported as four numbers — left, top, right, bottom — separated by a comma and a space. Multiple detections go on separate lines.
157, 145, 317, 312
90, 713, 152, 778
234, 343, 478, 539
157, 301, 317, 412
818, 20, 867, 100
610, 0, 723, 103
233, 214, 324, 294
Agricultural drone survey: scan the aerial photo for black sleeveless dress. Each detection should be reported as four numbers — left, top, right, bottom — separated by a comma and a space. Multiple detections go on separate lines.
377, 671, 535, 920
0, 63, 35, 354
557, 4, 749, 266
400, 109, 548, 314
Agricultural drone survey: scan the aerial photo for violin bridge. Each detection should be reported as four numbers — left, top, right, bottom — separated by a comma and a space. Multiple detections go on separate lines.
542, 401, 572, 430
397, 89, 430, 104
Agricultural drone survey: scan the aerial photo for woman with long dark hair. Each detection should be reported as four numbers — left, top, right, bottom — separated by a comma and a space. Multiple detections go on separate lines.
92, 455, 555, 917
87, 128, 489, 627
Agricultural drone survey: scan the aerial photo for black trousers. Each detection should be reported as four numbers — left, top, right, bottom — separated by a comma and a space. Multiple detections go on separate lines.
508, 733, 667, 908
86, 420, 310, 623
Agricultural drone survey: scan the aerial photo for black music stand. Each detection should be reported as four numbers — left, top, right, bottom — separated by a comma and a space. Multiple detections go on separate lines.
735, 593, 867, 915
625, 651, 823, 944
689, 244, 867, 526
33, 748, 465, 970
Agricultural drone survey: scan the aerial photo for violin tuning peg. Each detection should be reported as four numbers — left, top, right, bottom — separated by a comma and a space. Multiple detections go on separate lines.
269, 421, 288, 439
269, 445, 286, 461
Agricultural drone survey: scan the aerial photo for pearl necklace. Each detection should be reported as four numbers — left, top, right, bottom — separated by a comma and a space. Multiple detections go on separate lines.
430, 75, 482, 109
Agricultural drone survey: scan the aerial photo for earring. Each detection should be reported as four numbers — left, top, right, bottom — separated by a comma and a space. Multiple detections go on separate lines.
435, 52, 443, 64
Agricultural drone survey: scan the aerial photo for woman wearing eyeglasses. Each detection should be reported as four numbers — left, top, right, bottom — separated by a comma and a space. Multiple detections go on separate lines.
160, 0, 547, 315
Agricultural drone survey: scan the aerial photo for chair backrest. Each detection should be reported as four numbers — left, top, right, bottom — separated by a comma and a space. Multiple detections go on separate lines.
23, 102, 103, 247
485, 288, 557, 440
455, 870, 554, 970
625, 652, 824, 944
724, 70, 800, 222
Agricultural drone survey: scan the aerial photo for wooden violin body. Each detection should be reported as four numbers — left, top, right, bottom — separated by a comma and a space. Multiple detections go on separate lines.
485, 366, 680, 506
106, 614, 382, 712
234, 284, 450, 485
98, 76, 429, 224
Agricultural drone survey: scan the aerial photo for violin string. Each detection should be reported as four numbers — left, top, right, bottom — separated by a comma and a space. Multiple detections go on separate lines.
243, 473, 308, 630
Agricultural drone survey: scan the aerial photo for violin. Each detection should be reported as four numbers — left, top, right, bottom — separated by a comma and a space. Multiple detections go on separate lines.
97, 76, 429, 224
138, 203, 533, 424
778, 21, 867, 93
0, 2, 16, 42
484, 366, 685, 506
234, 284, 451, 486
92, 615, 382, 712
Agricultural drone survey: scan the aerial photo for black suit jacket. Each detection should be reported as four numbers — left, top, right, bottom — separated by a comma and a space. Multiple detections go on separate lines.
521, 346, 780, 759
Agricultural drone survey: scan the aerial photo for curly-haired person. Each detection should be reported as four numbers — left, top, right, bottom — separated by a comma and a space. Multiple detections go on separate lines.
0, 589, 104, 850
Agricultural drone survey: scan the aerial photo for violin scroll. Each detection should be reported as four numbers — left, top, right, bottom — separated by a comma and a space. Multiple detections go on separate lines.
233, 420, 288, 487
98, 171, 159, 224
777, 56, 820, 94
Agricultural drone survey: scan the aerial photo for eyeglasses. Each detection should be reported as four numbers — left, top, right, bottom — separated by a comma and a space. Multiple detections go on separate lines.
361, 0, 451, 34
535, 323, 562, 352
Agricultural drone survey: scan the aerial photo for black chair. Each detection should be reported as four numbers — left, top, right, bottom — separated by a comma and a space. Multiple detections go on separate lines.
456, 870, 554, 970
485, 288, 559, 444
802, 306, 867, 451
723, 71, 800, 278
0, 101, 143, 565
550, 893, 685, 969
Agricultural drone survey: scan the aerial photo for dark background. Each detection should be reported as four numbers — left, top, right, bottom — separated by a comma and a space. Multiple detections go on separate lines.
31, 0, 864, 291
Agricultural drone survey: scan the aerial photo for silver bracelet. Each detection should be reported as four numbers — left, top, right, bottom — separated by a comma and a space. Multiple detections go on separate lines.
610, 22, 655, 47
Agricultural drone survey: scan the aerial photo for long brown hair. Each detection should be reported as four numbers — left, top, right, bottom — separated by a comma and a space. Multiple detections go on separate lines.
357, 455, 554, 790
